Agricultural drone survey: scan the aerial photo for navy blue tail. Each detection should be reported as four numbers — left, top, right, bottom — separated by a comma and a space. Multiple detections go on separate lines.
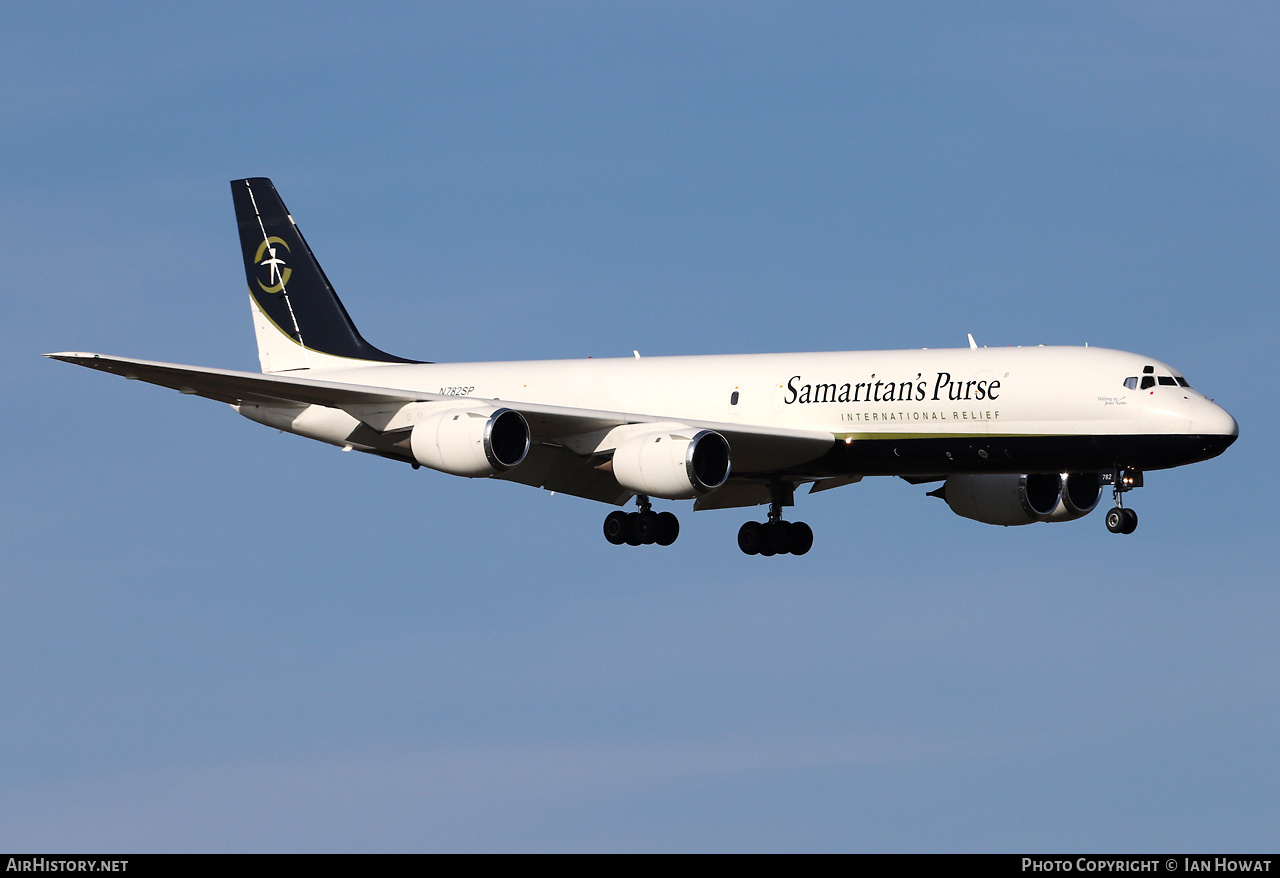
231, 178, 421, 365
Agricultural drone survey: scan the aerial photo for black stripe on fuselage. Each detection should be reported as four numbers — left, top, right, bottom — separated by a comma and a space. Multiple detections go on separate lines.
774, 432, 1237, 479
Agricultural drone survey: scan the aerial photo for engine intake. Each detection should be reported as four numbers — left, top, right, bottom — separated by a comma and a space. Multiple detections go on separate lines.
1046, 472, 1103, 522
612, 429, 731, 500
410, 406, 530, 477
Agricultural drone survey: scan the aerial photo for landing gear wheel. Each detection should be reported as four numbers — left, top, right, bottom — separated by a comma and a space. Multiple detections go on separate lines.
1105, 507, 1138, 535
603, 510, 629, 545
606, 504, 680, 547
624, 512, 643, 546
767, 520, 793, 555
655, 511, 680, 546
1120, 507, 1138, 534
1105, 507, 1124, 533
635, 510, 660, 545
739, 518, 815, 556
789, 521, 813, 556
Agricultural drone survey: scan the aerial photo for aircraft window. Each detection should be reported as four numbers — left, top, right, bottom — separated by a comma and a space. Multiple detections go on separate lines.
1158, 376, 1176, 386
1143, 365, 1154, 374
1141, 376, 1155, 390
1124, 377, 1138, 390
1176, 377, 1190, 388
730, 391, 739, 406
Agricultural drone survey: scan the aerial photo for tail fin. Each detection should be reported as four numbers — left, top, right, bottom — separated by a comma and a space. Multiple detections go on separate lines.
231, 178, 422, 372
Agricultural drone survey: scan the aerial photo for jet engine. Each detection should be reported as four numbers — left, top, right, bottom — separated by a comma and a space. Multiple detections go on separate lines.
611, 429, 731, 500
409, 406, 530, 477
931, 473, 1062, 526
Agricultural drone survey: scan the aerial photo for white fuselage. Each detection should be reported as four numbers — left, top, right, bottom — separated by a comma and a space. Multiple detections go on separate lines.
303, 344, 1234, 448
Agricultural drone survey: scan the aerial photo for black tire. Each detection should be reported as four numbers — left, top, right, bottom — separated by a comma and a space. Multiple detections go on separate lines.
789, 521, 814, 556
1121, 507, 1138, 534
1105, 507, 1125, 534
767, 520, 793, 555
635, 510, 659, 545
603, 510, 629, 545
624, 512, 643, 546
655, 511, 679, 546
737, 521, 762, 555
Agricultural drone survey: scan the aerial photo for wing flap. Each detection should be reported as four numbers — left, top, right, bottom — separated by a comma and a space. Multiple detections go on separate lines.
493, 444, 633, 505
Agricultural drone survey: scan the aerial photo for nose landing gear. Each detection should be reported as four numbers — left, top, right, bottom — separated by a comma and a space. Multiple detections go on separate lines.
603, 495, 679, 547
1104, 468, 1142, 535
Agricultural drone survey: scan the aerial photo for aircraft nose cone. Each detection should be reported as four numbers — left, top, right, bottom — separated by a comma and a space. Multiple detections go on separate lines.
1223, 410, 1239, 440
1208, 404, 1239, 440
1193, 402, 1238, 459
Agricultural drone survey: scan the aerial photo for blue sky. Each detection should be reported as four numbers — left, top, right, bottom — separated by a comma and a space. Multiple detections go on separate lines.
2, 2, 1277, 851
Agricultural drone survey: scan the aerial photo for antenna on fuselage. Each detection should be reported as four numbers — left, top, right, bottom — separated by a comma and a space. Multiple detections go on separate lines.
967, 333, 978, 350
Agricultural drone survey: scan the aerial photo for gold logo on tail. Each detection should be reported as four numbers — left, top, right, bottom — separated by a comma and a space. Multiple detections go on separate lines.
253, 237, 292, 294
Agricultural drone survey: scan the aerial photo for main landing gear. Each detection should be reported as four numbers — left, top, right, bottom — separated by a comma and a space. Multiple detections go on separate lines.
603, 495, 679, 547
738, 490, 813, 556
1104, 468, 1141, 535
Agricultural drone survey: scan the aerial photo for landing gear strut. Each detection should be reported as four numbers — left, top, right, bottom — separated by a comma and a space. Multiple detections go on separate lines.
1104, 468, 1141, 535
603, 495, 679, 547
738, 485, 813, 556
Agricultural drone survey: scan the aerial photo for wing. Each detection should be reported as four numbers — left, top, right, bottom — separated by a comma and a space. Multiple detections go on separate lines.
48, 352, 835, 506
45, 351, 429, 407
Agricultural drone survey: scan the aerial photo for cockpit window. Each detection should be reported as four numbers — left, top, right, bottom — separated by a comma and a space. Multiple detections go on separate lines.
1140, 376, 1156, 390
1158, 376, 1176, 386
1143, 365, 1154, 374
1124, 377, 1138, 390
1176, 377, 1190, 388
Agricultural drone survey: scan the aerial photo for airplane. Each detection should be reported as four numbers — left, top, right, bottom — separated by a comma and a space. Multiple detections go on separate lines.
47, 178, 1239, 556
